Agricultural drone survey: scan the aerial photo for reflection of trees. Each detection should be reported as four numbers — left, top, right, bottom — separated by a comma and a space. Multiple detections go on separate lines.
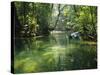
65, 44, 97, 69
51, 32, 68, 46
15, 38, 35, 53
14, 33, 97, 73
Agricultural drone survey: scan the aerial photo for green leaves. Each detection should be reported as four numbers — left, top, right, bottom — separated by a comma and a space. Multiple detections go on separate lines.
14, 2, 97, 41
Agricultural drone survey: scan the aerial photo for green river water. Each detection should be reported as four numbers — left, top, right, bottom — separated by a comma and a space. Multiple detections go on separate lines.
14, 32, 97, 73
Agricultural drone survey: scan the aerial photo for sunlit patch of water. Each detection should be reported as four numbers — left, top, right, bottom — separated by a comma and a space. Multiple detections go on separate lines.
14, 32, 97, 73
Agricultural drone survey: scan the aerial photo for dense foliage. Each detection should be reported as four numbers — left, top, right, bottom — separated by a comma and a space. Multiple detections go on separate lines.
12, 2, 97, 73
13, 2, 97, 41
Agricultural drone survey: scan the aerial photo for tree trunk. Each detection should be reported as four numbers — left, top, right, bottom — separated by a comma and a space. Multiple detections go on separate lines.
12, 2, 22, 37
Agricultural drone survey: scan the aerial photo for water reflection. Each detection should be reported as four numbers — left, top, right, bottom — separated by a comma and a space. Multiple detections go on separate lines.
14, 32, 97, 73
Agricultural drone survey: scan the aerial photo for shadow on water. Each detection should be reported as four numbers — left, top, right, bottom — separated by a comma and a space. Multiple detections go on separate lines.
14, 31, 97, 73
